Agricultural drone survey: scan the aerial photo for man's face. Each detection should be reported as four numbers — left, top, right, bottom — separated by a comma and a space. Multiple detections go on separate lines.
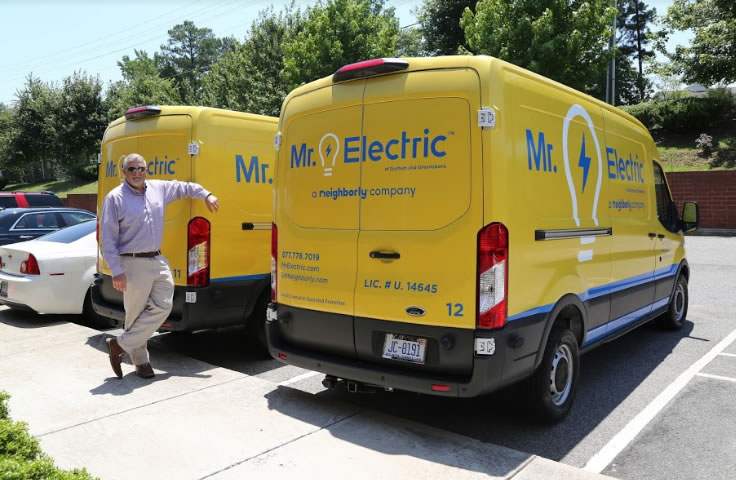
122, 158, 147, 188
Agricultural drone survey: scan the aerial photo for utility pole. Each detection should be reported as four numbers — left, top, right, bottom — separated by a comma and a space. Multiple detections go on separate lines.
606, 1, 618, 105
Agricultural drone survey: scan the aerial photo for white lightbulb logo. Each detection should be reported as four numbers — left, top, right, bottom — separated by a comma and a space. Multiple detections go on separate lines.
318, 133, 339, 177
562, 104, 602, 227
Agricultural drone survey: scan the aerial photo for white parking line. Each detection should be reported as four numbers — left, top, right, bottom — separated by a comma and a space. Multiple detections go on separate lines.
696, 372, 736, 384
278, 371, 321, 386
584, 327, 736, 473
718, 352, 736, 358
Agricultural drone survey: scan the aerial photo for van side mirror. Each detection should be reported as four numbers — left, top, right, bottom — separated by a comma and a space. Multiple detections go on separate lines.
682, 201, 699, 232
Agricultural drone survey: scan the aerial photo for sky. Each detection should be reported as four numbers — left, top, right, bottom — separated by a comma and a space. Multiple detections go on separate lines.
0, 0, 690, 106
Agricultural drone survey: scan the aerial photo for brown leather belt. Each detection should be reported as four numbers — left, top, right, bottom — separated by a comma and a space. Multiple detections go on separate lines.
120, 251, 160, 258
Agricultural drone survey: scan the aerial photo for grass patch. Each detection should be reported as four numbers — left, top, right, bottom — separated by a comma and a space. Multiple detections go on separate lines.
4, 180, 97, 198
654, 118, 736, 171
0, 391, 97, 480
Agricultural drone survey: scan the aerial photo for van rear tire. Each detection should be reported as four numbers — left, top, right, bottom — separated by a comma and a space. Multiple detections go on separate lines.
246, 291, 270, 358
523, 326, 579, 423
657, 275, 688, 330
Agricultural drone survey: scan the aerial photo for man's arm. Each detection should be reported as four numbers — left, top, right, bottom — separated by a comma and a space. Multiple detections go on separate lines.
162, 180, 218, 212
100, 196, 126, 291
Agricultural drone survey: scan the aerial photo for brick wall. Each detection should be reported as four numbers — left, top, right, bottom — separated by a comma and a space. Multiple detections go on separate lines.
62, 193, 97, 214
667, 171, 736, 229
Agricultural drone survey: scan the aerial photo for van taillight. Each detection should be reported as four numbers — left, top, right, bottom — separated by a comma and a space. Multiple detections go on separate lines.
21, 254, 40, 275
271, 223, 277, 302
187, 217, 210, 286
477, 223, 508, 329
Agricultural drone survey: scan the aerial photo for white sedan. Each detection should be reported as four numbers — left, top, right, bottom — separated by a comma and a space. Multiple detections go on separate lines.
0, 220, 102, 320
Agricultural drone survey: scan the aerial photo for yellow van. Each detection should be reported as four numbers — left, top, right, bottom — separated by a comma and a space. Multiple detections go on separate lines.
266, 56, 699, 421
92, 106, 277, 353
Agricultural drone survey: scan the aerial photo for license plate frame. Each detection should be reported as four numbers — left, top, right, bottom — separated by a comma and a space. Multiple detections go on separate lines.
0, 281, 7, 298
382, 333, 427, 364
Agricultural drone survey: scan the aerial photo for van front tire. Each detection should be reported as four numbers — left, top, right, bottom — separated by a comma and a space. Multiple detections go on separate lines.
524, 327, 580, 423
657, 275, 688, 330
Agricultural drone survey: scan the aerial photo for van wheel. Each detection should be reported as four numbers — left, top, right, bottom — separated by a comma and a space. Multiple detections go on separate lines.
524, 327, 579, 423
657, 275, 688, 330
246, 291, 269, 358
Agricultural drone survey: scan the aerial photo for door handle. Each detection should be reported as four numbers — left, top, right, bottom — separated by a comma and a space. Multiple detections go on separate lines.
648, 233, 656, 238
370, 251, 400, 260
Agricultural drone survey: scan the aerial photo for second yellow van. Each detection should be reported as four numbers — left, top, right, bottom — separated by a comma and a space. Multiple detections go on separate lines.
266, 56, 699, 420
93, 106, 277, 353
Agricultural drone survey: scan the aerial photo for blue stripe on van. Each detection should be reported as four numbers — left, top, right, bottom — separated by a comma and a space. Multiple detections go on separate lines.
210, 274, 268, 283
507, 264, 679, 342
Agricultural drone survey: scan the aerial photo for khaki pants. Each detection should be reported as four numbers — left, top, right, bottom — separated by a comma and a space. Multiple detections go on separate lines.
116, 255, 174, 366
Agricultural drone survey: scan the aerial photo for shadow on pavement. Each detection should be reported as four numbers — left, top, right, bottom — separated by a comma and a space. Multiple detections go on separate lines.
0, 308, 68, 328
263, 385, 528, 477
304, 320, 696, 463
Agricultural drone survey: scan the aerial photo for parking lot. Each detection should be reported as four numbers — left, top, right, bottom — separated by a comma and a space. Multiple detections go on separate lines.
142, 235, 736, 479
2, 235, 734, 479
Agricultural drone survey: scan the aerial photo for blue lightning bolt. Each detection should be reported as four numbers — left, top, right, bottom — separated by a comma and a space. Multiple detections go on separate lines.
326, 144, 332, 156
578, 134, 591, 193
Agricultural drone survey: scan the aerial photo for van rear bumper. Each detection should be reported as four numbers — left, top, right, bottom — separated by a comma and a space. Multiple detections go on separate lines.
91, 273, 268, 332
266, 303, 545, 397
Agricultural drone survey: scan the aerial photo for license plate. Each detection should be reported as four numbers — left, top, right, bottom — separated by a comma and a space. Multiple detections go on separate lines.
382, 333, 427, 364
0, 281, 7, 298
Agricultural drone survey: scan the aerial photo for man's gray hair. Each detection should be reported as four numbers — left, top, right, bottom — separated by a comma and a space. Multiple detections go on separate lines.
122, 153, 146, 169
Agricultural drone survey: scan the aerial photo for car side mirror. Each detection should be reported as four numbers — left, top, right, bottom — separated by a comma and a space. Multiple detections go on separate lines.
682, 201, 699, 232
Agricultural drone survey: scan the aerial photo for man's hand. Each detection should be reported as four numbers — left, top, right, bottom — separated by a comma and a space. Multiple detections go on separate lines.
112, 273, 127, 292
205, 194, 219, 213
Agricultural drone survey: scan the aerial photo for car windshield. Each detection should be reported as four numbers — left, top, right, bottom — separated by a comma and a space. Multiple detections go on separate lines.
38, 219, 96, 243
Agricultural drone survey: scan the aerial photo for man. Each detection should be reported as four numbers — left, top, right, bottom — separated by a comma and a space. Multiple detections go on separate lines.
100, 153, 219, 379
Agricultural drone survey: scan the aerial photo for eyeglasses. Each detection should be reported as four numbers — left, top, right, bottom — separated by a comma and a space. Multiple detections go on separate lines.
125, 166, 147, 173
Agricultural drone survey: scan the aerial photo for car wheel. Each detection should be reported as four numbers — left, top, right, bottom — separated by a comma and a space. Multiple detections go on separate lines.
657, 275, 688, 330
245, 290, 270, 358
523, 326, 580, 423
83, 290, 115, 329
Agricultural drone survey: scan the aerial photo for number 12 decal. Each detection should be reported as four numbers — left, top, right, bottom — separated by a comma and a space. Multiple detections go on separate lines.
446, 303, 464, 317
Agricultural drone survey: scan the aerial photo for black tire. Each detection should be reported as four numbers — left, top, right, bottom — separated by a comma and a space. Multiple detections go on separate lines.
523, 326, 580, 423
245, 290, 270, 358
82, 290, 116, 329
657, 275, 688, 330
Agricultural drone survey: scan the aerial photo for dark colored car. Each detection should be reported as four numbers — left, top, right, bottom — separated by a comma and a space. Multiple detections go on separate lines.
0, 208, 96, 246
0, 191, 64, 209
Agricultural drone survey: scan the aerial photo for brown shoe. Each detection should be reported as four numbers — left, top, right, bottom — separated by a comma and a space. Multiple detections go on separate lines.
135, 363, 155, 379
106, 337, 125, 379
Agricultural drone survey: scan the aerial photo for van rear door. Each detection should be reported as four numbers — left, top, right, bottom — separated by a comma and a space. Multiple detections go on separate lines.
98, 114, 192, 285
353, 69, 483, 369
275, 81, 365, 356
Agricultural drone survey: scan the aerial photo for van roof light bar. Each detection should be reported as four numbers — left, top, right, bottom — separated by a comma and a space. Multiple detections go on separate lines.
332, 58, 409, 83
125, 105, 161, 120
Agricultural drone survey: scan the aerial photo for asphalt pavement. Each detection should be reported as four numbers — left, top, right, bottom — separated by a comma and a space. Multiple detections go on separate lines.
0, 311, 613, 480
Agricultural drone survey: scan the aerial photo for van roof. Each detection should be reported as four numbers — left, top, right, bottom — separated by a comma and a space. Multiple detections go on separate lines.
283, 55, 647, 132
107, 105, 278, 130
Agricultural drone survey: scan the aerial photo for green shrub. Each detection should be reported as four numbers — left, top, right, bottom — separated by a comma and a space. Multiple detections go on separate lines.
70, 163, 98, 181
0, 177, 8, 191
0, 392, 96, 480
624, 94, 735, 134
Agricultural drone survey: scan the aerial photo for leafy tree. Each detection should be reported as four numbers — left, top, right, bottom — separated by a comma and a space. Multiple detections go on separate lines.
282, 0, 401, 89
396, 26, 425, 57
616, 0, 655, 101
461, 0, 617, 95
416, 0, 475, 55
106, 50, 180, 119
11, 75, 60, 181
590, 50, 641, 105
661, 0, 736, 86
157, 21, 226, 104
202, 6, 303, 117
56, 71, 107, 170
0, 104, 16, 183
